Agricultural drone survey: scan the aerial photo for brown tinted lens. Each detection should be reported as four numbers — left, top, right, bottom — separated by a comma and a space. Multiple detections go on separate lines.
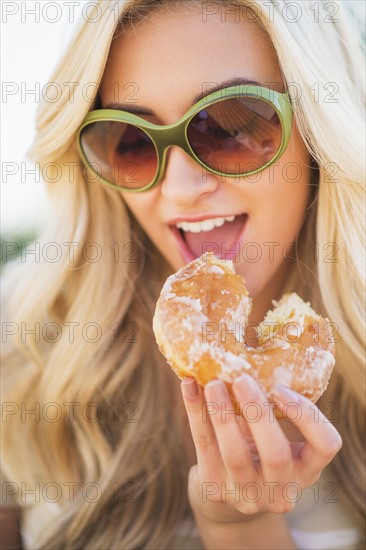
80, 121, 158, 189
187, 96, 282, 174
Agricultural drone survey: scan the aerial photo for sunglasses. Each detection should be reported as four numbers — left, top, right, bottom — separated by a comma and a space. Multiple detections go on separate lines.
76, 85, 292, 192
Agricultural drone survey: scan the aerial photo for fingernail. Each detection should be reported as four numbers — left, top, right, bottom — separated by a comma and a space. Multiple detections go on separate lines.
233, 374, 258, 394
182, 378, 199, 399
272, 384, 299, 404
205, 379, 227, 399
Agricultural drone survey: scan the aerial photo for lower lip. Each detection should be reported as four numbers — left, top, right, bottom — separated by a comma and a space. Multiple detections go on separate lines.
170, 215, 249, 264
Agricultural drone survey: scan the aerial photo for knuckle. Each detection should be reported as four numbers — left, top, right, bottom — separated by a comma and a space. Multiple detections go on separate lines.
188, 464, 199, 483
322, 433, 343, 460
195, 432, 213, 451
312, 471, 321, 484
187, 401, 205, 415
188, 464, 199, 485
269, 499, 295, 514
303, 472, 321, 488
226, 452, 245, 472
278, 500, 296, 514
208, 492, 222, 503
237, 502, 260, 515
266, 449, 291, 469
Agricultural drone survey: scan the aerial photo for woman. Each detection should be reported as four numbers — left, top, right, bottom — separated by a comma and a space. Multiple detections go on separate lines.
1, 1, 365, 548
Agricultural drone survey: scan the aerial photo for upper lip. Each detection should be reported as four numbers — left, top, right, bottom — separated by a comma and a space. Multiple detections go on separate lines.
167, 213, 245, 225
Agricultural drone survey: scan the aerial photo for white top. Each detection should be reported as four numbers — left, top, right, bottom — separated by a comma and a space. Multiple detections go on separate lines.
1, 467, 364, 549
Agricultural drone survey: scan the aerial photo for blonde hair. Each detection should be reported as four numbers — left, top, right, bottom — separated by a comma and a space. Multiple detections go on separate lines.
1, 0, 365, 547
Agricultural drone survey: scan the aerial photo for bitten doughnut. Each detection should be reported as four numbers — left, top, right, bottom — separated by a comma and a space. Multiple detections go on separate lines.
153, 253, 335, 407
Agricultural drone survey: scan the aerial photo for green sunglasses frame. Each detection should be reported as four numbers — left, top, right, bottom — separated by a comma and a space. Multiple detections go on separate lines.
76, 85, 293, 192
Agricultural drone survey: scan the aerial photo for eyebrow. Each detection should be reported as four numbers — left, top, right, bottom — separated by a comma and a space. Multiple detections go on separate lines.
103, 77, 262, 115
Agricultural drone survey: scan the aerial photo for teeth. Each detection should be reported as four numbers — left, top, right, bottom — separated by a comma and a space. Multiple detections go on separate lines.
176, 215, 236, 233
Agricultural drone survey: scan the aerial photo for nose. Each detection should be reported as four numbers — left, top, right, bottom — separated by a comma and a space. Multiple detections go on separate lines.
160, 146, 219, 206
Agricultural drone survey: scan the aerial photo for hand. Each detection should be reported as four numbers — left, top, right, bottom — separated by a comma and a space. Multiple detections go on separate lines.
181, 374, 342, 525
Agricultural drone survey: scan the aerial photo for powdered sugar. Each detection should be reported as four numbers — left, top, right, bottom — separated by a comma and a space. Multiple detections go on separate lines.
171, 296, 203, 313
304, 347, 335, 370
270, 365, 294, 389
206, 265, 225, 275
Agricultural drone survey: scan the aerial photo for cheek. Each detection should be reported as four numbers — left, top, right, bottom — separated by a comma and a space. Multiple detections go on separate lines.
121, 191, 161, 240
252, 127, 311, 226
235, 156, 311, 294
236, 195, 306, 298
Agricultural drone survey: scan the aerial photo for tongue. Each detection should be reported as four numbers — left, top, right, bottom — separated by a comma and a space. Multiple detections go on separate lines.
184, 214, 246, 258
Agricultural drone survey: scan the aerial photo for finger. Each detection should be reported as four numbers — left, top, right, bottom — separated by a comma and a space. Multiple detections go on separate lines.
232, 375, 293, 484
271, 385, 343, 485
203, 379, 257, 481
237, 415, 261, 463
181, 378, 224, 480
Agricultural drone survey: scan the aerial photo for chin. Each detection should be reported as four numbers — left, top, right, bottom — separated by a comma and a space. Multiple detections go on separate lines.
235, 261, 286, 301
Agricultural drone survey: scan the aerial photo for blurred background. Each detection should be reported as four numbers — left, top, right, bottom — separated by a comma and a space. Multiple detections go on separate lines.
1, 0, 365, 263
1, 1, 86, 263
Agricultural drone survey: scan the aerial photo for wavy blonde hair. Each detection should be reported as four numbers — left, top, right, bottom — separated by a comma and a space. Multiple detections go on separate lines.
1, 0, 365, 547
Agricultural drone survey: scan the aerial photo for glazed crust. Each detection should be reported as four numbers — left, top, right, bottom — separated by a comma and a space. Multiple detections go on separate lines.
153, 253, 335, 410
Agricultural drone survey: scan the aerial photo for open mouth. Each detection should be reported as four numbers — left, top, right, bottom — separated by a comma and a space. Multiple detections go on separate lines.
170, 213, 248, 263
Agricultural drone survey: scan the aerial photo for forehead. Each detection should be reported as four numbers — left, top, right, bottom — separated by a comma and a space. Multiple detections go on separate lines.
100, 4, 283, 115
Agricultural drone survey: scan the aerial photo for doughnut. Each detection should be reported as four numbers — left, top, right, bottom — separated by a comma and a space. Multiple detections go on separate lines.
152, 253, 335, 412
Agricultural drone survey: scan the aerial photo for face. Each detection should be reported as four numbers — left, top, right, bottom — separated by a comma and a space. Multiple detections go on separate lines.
100, 4, 311, 310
